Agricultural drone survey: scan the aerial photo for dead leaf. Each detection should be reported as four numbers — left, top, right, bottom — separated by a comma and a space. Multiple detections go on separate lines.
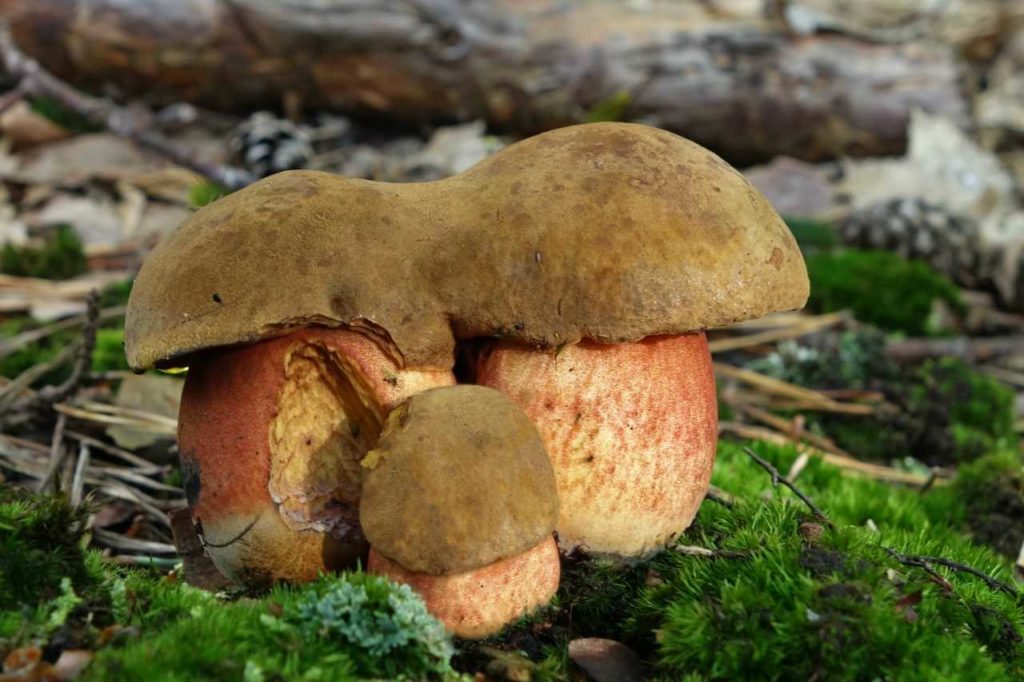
7, 134, 173, 186
107, 374, 184, 450
0, 101, 71, 151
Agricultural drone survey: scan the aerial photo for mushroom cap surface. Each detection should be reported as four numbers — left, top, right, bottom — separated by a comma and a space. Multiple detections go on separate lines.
126, 122, 808, 371
359, 385, 558, 575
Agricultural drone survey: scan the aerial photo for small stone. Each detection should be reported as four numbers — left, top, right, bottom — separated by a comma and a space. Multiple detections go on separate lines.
53, 650, 92, 680
568, 638, 644, 682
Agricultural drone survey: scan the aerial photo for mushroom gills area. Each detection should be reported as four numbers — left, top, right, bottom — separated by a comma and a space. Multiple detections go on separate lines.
368, 536, 560, 639
268, 341, 384, 544
476, 333, 718, 557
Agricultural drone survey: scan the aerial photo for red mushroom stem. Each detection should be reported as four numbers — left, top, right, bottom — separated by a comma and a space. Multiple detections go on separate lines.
178, 327, 454, 584
476, 333, 717, 557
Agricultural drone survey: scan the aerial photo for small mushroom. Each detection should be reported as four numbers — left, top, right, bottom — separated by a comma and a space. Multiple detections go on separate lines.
177, 328, 454, 584
360, 385, 560, 638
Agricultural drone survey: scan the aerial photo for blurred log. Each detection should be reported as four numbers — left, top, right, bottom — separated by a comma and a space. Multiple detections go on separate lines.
0, 0, 968, 164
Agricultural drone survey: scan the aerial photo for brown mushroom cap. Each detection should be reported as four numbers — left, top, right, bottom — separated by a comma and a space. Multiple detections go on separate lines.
125, 122, 808, 372
359, 384, 558, 575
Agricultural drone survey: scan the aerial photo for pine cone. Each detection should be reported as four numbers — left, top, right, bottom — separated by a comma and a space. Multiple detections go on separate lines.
228, 112, 314, 178
839, 198, 984, 289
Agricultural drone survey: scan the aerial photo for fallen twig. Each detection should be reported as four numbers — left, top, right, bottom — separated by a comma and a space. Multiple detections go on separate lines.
0, 305, 126, 360
37, 411, 67, 493
885, 336, 1023, 363
0, 23, 255, 190
708, 312, 845, 354
743, 446, 833, 527
885, 547, 1017, 596
715, 363, 874, 416
5, 290, 100, 429
704, 485, 734, 508
720, 421, 946, 486
70, 442, 90, 507
92, 527, 177, 555
733, 402, 851, 458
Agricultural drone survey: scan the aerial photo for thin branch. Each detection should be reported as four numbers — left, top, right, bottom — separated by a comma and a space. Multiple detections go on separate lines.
885, 548, 1017, 596
37, 411, 67, 493
0, 23, 255, 190
70, 442, 90, 507
15, 290, 99, 410
0, 305, 126, 360
704, 484, 734, 509
0, 78, 26, 114
743, 446, 833, 527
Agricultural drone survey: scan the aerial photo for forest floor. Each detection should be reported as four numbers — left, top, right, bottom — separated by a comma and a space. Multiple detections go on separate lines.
0, 92, 1022, 680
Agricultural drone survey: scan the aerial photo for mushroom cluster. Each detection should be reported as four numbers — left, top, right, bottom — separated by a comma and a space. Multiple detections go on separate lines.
125, 122, 808, 636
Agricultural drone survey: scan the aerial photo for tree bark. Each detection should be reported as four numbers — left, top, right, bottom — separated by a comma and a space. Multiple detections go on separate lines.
0, 0, 968, 164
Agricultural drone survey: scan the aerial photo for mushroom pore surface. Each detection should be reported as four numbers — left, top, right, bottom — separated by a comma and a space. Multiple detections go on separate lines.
359, 385, 558, 575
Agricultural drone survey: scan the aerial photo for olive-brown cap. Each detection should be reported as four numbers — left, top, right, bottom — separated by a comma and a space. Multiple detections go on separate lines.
359, 384, 558, 575
125, 122, 808, 371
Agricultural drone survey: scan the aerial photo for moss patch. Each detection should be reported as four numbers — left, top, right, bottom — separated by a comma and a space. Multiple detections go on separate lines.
806, 250, 965, 335
952, 452, 1024, 559
87, 572, 461, 681
749, 331, 1017, 466
0, 487, 92, 611
1, 225, 87, 281
475, 442, 1023, 680
3, 441, 1021, 680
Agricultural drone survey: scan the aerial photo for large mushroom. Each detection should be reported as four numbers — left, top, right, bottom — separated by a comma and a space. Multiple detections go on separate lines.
126, 122, 806, 578
177, 328, 454, 584
360, 385, 560, 638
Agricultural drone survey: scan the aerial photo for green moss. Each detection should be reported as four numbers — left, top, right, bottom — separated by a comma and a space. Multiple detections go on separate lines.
1, 225, 87, 280
783, 217, 840, 254
28, 97, 99, 134
5, 440, 1022, 680
501, 442, 1022, 680
88, 573, 462, 681
92, 328, 129, 373
750, 333, 1018, 466
584, 91, 632, 123
910, 359, 1017, 452
806, 250, 965, 335
188, 182, 227, 209
951, 452, 1024, 558
0, 488, 92, 611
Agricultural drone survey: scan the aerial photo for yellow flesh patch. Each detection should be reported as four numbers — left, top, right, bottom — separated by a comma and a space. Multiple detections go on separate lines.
268, 342, 384, 538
